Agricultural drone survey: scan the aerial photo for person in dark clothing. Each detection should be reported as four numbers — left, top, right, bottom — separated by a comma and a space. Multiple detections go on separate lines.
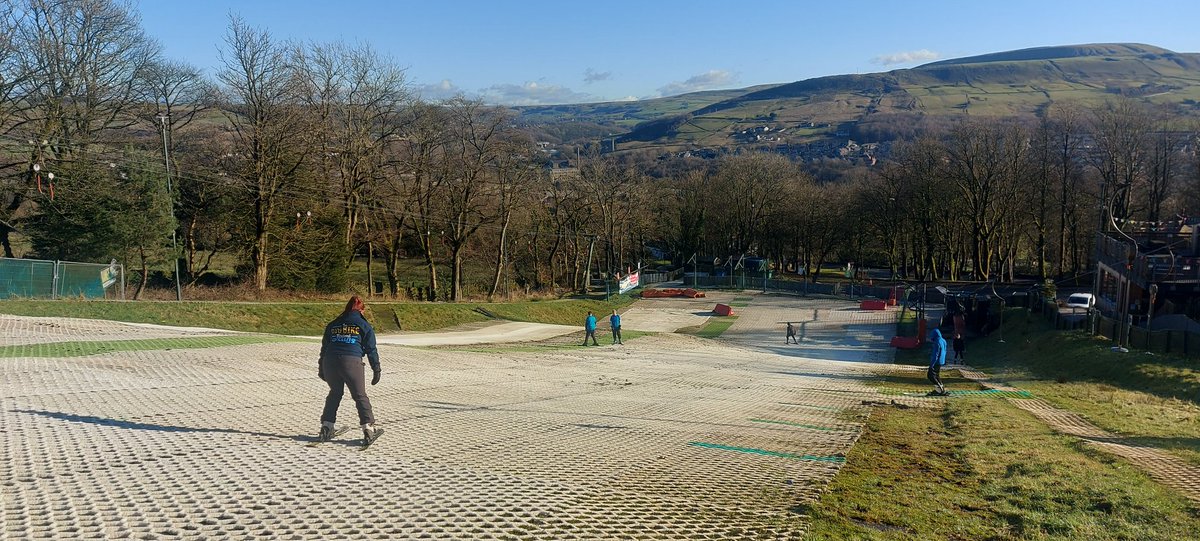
927, 328, 947, 395
609, 310, 623, 345
952, 333, 965, 364
582, 311, 599, 346
786, 322, 798, 344
319, 295, 384, 446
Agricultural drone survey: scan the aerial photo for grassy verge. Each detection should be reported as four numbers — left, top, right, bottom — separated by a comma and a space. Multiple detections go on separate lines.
0, 335, 305, 358
0, 296, 637, 336
806, 397, 1200, 540
969, 310, 1200, 465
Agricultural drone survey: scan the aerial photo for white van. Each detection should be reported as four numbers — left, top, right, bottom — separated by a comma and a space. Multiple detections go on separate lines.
1065, 293, 1095, 309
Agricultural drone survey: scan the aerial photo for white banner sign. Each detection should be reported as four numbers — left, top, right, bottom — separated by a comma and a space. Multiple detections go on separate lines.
618, 272, 640, 294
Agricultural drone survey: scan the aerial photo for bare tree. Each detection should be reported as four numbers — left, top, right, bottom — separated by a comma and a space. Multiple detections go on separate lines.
396, 101, 451, 300
439, 98, 509, 301
1089, 98, 1151, 223
2, 0, 159, 258
1145, 110, 1182, 224
217, 15, 310, 290
298, 41, 409, 271
12, 0, 160, 156
1044, 103, 1087, 277
944, 121, 1030, 280
488, 134, 538, 300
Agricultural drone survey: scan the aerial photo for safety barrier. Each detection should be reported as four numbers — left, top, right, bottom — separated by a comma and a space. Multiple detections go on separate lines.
0, 258, 124, 299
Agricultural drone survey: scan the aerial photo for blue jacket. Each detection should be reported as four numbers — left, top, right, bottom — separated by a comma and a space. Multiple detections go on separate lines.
321, 311, 380, 371
610, 314, 621, 328
929, 328, 947, 367
585, 314, 597, 331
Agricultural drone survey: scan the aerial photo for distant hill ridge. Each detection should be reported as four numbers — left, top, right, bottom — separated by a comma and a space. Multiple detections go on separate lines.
516, 43, 1200, 152
919, 43, 1175, 67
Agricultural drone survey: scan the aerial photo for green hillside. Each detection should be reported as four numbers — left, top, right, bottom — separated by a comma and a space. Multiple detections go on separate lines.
516, 43, 1200, 152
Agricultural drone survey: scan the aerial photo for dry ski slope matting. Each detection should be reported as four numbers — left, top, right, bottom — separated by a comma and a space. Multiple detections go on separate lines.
2, 300, 895, 540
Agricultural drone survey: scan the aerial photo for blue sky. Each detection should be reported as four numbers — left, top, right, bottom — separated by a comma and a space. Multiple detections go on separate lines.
136, 0, 1200, 106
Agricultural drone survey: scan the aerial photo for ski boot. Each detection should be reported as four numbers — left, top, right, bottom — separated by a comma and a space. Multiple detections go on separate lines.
318, 424, 336, 443
362, 425, 385, 449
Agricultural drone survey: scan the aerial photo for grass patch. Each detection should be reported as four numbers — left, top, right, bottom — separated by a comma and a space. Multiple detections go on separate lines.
691, 316, 738, 338
729, 296, 753, 308
0, 335, 304, 358
968, 310, 1200, 465
806, 397, 1200, 540
0, 296, 636, 336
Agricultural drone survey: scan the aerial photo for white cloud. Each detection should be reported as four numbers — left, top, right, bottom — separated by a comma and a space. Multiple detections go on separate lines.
583, 68, 612, 84
417, 79, 463, 101
657, 70, 737, 97
476, 81, 596, 106
615, 95, 639, 102
871, 49, 941, 66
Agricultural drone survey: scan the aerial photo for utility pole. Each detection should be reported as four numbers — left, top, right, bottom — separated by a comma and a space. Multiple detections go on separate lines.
159, 113, 183, 301
582, 235, 597, 294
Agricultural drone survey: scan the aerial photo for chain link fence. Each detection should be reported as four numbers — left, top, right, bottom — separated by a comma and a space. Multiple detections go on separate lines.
0, 258, 125, 300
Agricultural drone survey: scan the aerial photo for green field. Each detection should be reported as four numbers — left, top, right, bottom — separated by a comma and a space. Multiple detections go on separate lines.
967, 311, 1200, 466
806, 393, 1200, 540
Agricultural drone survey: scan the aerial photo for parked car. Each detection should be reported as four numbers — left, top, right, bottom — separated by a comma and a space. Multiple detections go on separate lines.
1065, 293, 1095, 309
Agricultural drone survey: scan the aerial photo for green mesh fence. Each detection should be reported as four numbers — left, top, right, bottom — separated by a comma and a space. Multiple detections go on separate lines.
0, 259, 123, 299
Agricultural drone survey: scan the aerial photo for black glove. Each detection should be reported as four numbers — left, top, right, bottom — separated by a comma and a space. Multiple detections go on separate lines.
371, 369, 381, 386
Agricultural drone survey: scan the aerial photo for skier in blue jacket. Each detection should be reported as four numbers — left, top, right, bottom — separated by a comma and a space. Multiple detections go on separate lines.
927, 328, 947, 396
582, 311, 599, 346
318, 295, 384, 446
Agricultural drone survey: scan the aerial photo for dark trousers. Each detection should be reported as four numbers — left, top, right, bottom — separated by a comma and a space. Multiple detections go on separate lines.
583, 329, 598, 345
611, 326, 622, 344
321, 354, 374, 426
927, 364, 943, 388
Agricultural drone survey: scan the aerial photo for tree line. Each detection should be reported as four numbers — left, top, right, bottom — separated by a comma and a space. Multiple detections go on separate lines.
2, 1, 1199, 302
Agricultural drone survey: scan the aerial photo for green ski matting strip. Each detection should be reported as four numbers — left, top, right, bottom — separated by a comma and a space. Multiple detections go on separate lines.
878, 387, 1033, 399
0, 335, 307, 358
729, 296, 754, 307
750, 418, 854, 432
695, 316, 738, 338
777, 402, 843, 412
688, 442, 846, 463
946, 389, 1033, 398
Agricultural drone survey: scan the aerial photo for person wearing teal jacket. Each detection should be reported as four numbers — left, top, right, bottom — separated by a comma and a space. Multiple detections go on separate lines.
582, 311, 599, 346
927, 328, 947, 395
609, 310, 622, 345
